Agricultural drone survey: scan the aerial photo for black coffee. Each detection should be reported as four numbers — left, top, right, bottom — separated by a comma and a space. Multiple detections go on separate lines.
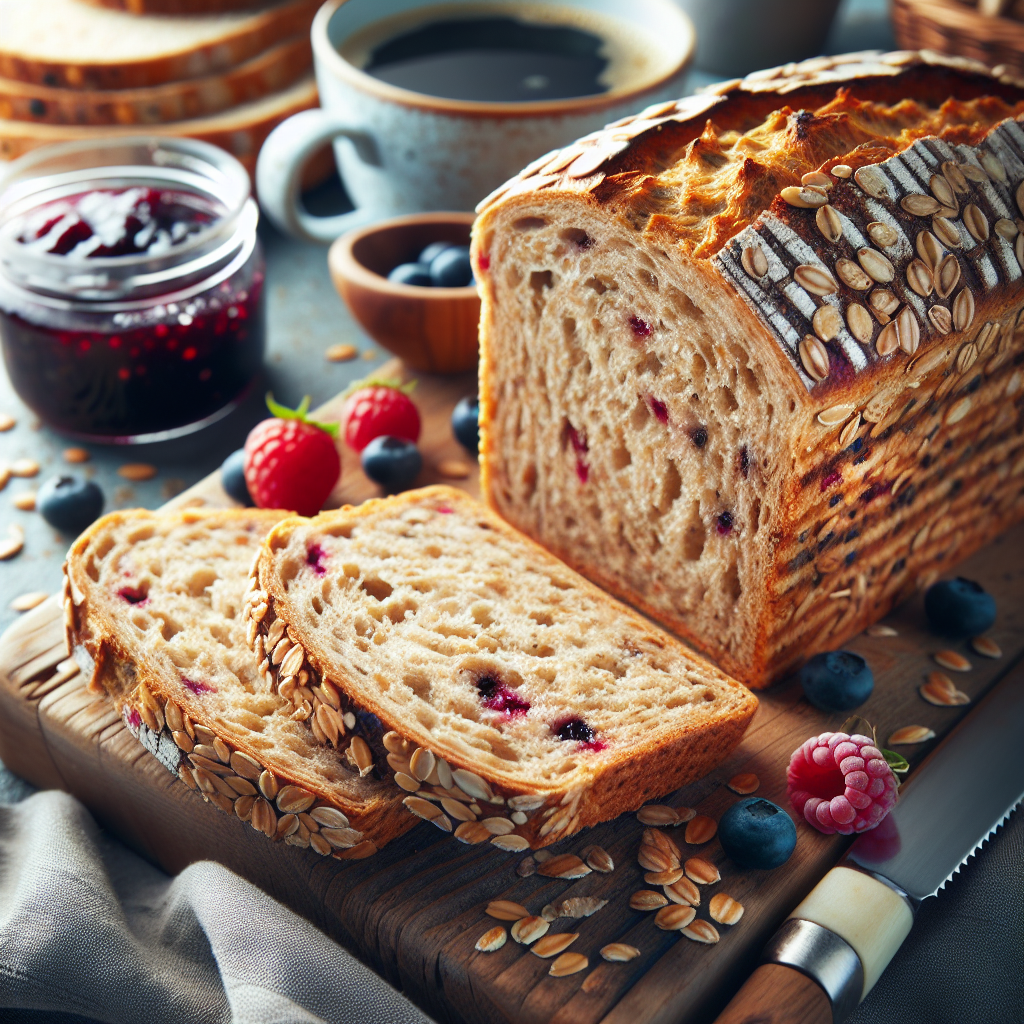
363, 17, 609, 102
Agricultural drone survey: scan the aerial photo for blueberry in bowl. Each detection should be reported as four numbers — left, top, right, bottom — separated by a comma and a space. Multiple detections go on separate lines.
799, 651, 874, 711
387, 262, 432, 287
451, 395, 479, 455
361, 435, 422, 491
429, 244, 473, 288
719, 797, 797, 869
37, 474, 104, 533
924, 578, 996, 639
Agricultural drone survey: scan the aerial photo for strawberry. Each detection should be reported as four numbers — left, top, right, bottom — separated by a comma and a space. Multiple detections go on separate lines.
340, 377, 420, 452
243, 395, 340, 517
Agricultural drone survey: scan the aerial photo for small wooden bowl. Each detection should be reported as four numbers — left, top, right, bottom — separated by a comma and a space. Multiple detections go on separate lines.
328, 212, 480, 374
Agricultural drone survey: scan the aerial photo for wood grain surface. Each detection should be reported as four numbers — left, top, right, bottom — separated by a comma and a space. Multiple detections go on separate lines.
0, 362, 1020, 1024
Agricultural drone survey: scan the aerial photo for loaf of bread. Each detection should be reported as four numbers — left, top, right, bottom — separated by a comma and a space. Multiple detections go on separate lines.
248, 486, 757, 850
64, 508, 411, 858
473, 50, 1024, 688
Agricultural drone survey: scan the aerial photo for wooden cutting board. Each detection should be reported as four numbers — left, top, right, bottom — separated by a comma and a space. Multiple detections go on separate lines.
1, 361, 1021, 1024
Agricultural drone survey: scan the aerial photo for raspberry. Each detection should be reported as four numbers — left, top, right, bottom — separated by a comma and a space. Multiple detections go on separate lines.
787, 731, 897, 835
341, 378, 420, 453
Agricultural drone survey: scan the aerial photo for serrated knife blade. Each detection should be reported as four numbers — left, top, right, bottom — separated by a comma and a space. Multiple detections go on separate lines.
716, 665, 1024, 1024
847, 666, 1024, 900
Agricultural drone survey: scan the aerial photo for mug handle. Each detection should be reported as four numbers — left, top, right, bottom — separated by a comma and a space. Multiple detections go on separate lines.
256, 108, 379, 244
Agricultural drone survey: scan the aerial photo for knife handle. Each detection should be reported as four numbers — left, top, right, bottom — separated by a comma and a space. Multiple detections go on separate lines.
713, 866, 914, 1024
715, 964, 833, 1024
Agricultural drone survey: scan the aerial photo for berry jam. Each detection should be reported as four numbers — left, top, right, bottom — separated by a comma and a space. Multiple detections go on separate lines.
553, 716, 606, 751
0, 140, 265, 441
477, 675, 531, 717
307, 543, 328, 575
15, 187, 218, 259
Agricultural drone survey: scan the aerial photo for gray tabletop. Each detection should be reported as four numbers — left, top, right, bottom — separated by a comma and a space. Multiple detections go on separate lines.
0, 0, 1020, 1020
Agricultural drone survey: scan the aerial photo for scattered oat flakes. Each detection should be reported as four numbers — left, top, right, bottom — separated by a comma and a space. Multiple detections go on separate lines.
437, 459, 472, 479
888, 725, 936, 745
970, 636, 1002, 659
511, 916, 549, 945
866, 623, 898, 637
554, 897, 607, 919
684, 857, 721, 885
601, 943, 640, 962
727, 773, 759, 795
920, 671, 970, 706
0, 414, 14, 431
12, 490, 36, 511
654, 904, 696, 931
475, 926, 506, 952
485, 899, 529, 921
681, 920, 720, 944
10, 591, 47, 611
118, 463, 157, 481
62, 447, 90, 463
637, 804, 680, 827
549, 952, 588, 977
10, 459, 39, 478
0, 467, 9, 491
934, 650, 971, 672
629, 890, 668, 911
709, 894, 744, 926
584, 845, 614, 873
362, 348, 379, 360
685, 815, 717, 845
0, 523, 24, 559
531, 933, 578, 958
326, 343, 358, 363
161, 478, 186, 500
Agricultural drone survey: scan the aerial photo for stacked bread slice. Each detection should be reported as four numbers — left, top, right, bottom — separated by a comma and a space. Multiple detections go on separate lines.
64, 508, 412, 859
0, 0, 320, 174
246, 487, 758, 851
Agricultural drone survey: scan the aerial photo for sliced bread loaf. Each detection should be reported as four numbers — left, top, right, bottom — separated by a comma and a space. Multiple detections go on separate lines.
0, 0, 320, 89
0, 73, 317, 171
249, 486, 757, 850
473, 51, 1024, 688
0, 35, 311, 126
64, 508, 411, 858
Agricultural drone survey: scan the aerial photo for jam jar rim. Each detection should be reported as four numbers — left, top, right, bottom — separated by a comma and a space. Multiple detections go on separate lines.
0, 136, 253, 303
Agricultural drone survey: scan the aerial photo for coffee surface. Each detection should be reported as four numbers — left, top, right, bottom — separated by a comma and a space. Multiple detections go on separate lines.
363, 17, 610, 102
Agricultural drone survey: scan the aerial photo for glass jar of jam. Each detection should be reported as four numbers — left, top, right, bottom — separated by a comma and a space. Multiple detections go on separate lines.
0, 137, 265, 441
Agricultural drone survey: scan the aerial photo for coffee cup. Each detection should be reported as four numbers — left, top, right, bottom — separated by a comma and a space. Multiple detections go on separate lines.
256, 0, 695, 243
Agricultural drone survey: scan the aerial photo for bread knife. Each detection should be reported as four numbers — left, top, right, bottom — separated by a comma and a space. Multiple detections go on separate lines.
715, 665, 1024, 1024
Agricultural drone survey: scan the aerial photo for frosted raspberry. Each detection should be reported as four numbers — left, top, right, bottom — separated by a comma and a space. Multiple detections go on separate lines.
787, 731, 897, 835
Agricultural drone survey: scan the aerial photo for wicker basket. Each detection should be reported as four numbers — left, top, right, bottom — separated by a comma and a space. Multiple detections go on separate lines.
892, 0, 1024, 76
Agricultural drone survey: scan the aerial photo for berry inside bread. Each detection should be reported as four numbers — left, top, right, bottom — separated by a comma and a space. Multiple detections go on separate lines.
250, 487, 757, 849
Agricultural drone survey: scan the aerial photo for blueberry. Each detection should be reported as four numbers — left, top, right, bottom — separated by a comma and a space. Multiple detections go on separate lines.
418, 240, 453, 266
387, 262, 432, 287
429, 244, 473, 287
924, 577, 996, 639
361, 435, 422, 491
451, 395, 479, 455
37, 474, 104, 533
220, 448, 253, 506
719, 797, 797, 870
799, 650, 874, 711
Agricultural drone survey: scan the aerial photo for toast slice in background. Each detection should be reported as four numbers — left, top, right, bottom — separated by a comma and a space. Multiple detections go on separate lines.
64, 508, 411, 859
0, 34, 311, 125
0, 0, 320, 89
250, 486, 757, 851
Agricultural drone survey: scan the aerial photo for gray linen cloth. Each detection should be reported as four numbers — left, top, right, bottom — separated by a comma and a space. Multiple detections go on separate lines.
0, 789, 431, 1024
0, 781, 1020, 1023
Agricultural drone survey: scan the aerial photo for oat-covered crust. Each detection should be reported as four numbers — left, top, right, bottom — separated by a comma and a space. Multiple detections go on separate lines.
250, 487, 757, 850
64, 508, 410, 857
473, 51, 1024, 686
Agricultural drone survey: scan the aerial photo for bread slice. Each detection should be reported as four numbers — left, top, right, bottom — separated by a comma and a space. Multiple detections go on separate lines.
473, 50, 1024, 688
0, 74, 317, 173
249, 486, 757, 851
64, 508, 411, 859
0, 35, 311, 125
0, 0, 319, 89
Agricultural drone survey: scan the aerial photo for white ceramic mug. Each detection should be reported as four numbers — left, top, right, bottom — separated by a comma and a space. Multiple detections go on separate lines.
256, 0, 695, 242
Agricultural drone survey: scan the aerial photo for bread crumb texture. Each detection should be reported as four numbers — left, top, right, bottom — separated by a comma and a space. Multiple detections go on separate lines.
256, 488, 756, 843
